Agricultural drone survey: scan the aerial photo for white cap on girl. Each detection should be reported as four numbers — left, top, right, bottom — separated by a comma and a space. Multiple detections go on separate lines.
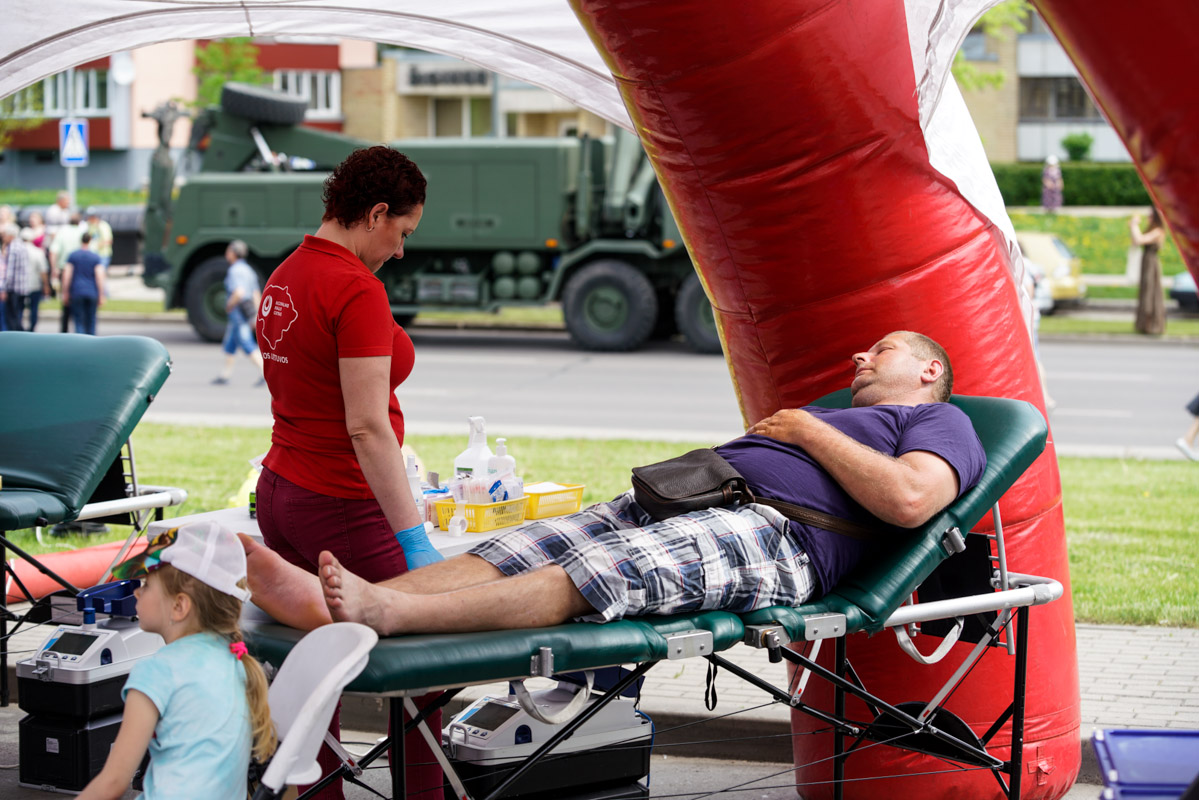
160, 521, 251, 602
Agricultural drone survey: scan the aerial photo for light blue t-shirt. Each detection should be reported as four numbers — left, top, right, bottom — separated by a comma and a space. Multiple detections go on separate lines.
122, 632, 252, 800
225, 259, 260, 298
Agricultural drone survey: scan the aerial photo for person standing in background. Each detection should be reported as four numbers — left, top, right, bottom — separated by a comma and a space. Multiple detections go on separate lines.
212, 240, 265, 386
1, 223, 32, 331
20, 227, 50, 330
61, 232, 106, 335
44, 191, 72, 239
1131, 207, 1167, 336
85, 209, 114, 272
1041, 155, 1064, 214
49, 212, 84, 333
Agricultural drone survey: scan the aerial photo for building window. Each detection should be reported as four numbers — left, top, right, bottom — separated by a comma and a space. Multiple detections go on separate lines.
1019, 77, 1102, 121
272, 70, 341, 120
960, 31, 997, 62
431, 97, 493, 137
7, 70, 110, 117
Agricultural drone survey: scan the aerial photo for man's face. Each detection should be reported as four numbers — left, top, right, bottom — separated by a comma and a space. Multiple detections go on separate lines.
849, 334, 933, 407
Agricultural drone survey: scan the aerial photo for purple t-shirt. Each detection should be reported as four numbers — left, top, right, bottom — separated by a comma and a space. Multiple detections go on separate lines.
715, 403, 987, 597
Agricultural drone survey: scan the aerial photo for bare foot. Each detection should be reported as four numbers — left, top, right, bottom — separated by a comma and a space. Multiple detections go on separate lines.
240, 534, 332, 631
318, 550, 407, 636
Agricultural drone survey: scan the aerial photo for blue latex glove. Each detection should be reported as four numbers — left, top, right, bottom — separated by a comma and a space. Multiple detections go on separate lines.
395, 522, 444, 570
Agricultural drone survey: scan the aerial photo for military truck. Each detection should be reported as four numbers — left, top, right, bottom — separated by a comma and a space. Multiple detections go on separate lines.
142, 84, 719, 353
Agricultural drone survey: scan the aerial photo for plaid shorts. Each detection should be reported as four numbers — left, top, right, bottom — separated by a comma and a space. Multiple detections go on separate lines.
468, 491, 816, 622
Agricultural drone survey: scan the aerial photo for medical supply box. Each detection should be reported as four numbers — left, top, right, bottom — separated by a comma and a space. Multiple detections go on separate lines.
436, 496, 528, 532
1092, 729, 1199, 799
443, 684, 651, 799
523, 483, 585, 519
16, 581, 163, 793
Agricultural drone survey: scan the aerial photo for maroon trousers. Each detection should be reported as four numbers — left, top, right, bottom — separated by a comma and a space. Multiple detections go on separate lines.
257, 466, 444, 800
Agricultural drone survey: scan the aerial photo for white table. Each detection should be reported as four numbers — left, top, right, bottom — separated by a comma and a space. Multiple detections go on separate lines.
147, 506, 523, 559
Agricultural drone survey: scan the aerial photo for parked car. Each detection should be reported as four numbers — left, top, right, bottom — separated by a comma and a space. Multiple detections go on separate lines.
1014, 231, 1086, 313
1171, 270, 1199, 313
1024, 258, 1054, 315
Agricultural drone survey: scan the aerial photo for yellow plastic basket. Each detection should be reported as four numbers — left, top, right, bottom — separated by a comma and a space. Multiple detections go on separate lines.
524, 484, 585, 520
435, 496, 528, 533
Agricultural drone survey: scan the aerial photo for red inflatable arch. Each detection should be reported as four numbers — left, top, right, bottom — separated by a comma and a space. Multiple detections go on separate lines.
574, 1, 1077, 797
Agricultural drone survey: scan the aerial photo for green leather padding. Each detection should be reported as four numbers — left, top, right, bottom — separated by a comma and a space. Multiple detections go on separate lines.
739, 391, 1048, 639
245, 610, 745, 694
0, 332, 171, 530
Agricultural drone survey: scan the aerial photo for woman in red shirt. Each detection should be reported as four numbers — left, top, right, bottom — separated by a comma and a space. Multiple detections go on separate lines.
255, 146, 440, 799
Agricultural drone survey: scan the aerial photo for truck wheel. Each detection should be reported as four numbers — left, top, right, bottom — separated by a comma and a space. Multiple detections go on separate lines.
675, 273, 722, 354
184, 257, 229, 342
562, 260, 658, 352
220, 83, 308, 126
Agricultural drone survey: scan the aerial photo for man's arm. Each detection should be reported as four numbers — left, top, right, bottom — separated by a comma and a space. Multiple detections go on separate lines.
747, 409, 959, 528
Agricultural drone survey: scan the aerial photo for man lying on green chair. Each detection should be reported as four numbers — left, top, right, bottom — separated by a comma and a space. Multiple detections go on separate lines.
245, 331, 986, 635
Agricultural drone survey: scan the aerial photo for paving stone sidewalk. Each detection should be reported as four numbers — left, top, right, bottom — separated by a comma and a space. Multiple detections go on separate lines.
5, 607, 1197, 788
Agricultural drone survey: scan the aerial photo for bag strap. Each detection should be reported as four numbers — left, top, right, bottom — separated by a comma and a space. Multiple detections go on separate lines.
752, 496, 882, 541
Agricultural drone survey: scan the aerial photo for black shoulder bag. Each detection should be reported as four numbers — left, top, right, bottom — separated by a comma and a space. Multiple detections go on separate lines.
630, 448, 879, 540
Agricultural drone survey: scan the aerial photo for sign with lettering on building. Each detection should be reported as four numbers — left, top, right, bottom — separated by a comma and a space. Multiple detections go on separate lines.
396, 60, 492, 96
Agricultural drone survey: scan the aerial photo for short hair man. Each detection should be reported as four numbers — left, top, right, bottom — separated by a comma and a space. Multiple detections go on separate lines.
245, 331, 986, 635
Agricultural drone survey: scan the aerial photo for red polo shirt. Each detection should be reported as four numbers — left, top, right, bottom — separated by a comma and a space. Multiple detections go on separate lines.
257, 235, 414, 498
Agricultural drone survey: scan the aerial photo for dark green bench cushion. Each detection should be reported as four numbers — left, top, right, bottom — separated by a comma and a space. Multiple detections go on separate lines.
0, 332, 171, 530
740, 392, 1047, 639
245, 610, 745, 694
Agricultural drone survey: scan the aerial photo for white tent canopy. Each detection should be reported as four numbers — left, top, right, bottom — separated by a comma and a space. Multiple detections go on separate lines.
0, 0, 633, 129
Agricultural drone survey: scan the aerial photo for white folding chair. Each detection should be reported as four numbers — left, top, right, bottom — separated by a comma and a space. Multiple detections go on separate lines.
251, 622, 378, 800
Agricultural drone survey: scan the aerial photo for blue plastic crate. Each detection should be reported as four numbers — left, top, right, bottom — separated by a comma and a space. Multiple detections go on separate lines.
1092, 729, 1199, 800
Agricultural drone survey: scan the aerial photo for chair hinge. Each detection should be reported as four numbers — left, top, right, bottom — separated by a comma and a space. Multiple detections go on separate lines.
664, 629, 713, 660
801, 613, 846, 641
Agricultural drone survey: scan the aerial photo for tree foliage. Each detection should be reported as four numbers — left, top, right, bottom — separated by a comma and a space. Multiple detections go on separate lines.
192, 38, 269, 109
0, 89, 47, 155
953, 0, 1032, 92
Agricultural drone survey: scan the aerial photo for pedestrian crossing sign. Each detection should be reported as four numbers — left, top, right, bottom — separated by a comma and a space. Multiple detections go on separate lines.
59, 119, 89, 167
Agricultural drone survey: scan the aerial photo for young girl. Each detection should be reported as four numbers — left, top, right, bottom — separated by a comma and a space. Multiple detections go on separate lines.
79, 523, 276, 799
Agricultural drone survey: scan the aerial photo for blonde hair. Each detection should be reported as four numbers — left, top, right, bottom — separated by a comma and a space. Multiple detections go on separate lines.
154, 565, 277, 761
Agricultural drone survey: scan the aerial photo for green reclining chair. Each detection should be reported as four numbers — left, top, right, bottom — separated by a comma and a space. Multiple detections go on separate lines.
244, 391, 1053, 800
0, 332, 186, 705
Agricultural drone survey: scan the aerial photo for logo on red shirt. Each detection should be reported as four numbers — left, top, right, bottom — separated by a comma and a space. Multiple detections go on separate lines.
259, 285, 299, 350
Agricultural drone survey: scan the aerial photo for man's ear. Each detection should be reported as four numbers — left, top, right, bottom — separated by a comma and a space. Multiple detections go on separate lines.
921, 358, 945, 386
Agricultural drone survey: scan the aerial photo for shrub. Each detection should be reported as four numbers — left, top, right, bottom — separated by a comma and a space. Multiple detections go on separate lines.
1061, 132, 1095, 161
990, 163, 1152, 206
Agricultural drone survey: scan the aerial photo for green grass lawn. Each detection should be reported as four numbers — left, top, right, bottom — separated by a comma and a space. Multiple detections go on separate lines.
1010, 211, 1187, 277
10, 423, 1196, 627
1039, 315, 1199, 337
0, 188, 147, 208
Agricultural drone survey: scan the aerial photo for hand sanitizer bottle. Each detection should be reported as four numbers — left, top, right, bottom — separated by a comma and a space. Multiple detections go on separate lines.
487, 438, 516, 478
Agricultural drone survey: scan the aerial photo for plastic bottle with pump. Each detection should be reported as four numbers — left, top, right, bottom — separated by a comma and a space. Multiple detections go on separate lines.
454, 416, 493, 478
487, 438, 523, 501
406, 455, 423, 506
487, 438, 516, 479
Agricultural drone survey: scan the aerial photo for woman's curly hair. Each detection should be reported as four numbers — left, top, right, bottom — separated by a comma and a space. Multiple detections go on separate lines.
322, 146, 427, 228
